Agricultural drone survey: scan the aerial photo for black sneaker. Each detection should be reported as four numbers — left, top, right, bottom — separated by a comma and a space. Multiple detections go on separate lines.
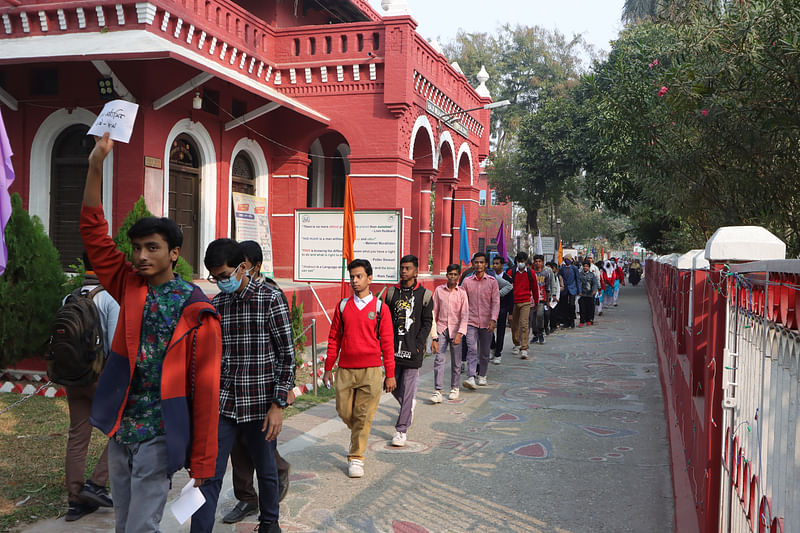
65, 501, 99, 522
223, 500, 258, 524
79, 480, 113, 508
538, 335, 545, 345
257, 520, 282, 533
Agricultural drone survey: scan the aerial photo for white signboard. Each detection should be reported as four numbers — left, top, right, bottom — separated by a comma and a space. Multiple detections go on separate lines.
232, 192, 274, 279
534, 235, 556, 257
88, 100, 139, 143
294, 209, 402, 283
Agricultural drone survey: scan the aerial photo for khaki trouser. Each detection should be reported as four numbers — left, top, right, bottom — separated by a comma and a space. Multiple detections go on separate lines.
511, 302, 531, 350
335, 367, 384, 461
65, 382, 109, 504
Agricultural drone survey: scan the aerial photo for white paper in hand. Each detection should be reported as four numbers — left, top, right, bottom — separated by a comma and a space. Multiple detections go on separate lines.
88, 100, 139, 143
170, 478, 206, 525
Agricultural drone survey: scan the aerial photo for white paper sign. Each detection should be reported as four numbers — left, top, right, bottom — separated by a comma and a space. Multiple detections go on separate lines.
88, 99, 139, 143
170, 479, 206, 525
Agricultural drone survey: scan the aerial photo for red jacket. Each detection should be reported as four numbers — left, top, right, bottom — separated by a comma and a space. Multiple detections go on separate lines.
81, 205, 222, 479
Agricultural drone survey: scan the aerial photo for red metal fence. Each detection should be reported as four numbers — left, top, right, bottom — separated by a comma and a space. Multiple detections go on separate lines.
647, 243, 796, 532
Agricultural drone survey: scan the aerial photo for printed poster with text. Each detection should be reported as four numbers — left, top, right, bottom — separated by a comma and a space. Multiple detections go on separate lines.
232, 192, 274, 279
294, 209, 402, 283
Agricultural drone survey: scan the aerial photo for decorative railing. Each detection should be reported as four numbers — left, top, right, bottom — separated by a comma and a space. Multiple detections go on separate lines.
646, 241, 795, 533
720, 261, 797, 533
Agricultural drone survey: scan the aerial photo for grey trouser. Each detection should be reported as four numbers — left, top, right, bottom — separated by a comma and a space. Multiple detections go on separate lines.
433, 329, 461, 390
530, 302, 545, 335
108, 435, 170, 533
392, 366, 419, 433
466, 325, 493, 378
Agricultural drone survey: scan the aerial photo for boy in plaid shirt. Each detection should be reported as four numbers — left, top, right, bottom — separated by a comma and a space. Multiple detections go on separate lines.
193, 239, 295, 533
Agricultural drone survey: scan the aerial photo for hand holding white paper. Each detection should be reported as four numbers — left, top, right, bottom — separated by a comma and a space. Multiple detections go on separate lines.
170, 478, 206, 525
87, 100, 139, 143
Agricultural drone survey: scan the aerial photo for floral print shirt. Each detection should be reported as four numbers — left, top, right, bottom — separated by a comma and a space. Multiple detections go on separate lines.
115, 277, 194, 444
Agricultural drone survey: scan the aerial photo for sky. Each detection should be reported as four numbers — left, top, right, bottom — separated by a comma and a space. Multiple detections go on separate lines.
366, 0, 626, 58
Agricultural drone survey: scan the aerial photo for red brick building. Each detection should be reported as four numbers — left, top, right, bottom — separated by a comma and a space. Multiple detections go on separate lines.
0, 0, 494, 288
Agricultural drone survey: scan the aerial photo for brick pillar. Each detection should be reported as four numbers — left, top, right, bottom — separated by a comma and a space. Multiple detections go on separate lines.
433, 179, 456, 273
271, 153, 310, 279
417, 174, 433, 273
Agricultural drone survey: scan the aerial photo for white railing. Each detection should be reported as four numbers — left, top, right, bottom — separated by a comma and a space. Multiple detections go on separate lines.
720, 261, 798, 533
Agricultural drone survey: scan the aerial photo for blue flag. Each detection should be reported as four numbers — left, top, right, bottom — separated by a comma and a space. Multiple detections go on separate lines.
458, 204, 471, 265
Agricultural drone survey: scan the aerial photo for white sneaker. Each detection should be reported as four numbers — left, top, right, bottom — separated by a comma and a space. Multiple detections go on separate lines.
463, 376, 477, 390
431, 390, 442, 404
492, 356, 501, 365
391, 431, 407, 447
448, 388, 460, 400
477, 375, 487, 386
512, 346, 520, 356
520, 350, 529, 359
348, 459, 364, 478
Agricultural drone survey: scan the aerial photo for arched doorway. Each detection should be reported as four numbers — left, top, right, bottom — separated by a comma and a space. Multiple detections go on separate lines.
50, 124, 93, 269
230, 151, 255, 237
169, 135, 200, 273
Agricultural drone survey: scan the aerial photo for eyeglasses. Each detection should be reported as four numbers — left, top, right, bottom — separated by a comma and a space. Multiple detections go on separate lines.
207, 263, 242, 284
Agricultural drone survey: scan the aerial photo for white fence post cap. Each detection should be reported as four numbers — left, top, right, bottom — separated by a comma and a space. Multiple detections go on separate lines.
692, 250, 710, 271
704, 226, 785, 262
677, 249, 704, 269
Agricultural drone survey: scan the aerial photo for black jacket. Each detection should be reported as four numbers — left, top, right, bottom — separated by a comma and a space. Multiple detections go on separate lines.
385, 281, 433, 369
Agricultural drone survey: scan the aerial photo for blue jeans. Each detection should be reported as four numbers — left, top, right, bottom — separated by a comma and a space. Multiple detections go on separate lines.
191, 416, 278, 532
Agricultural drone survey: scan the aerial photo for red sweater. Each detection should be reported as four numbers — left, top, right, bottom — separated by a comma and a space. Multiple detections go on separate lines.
325, 297, 396, 378
512, 268, 536, 303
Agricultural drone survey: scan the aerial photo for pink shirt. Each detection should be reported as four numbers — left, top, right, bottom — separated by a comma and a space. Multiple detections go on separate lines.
432, 284, 469, 337
461, 273, 500, 328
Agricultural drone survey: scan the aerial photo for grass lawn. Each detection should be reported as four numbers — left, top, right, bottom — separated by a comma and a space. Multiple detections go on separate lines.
0, 364, 334, 532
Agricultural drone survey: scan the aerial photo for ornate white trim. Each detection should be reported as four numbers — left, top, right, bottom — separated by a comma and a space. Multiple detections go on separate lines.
457, 142, 474, 185
29, 108, 113, 235
409, 114, 436, 167
162, 119, 217, 278
228, 138, 269, 236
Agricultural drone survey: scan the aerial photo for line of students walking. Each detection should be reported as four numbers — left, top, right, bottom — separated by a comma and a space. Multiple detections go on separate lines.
73, 130, 629, 533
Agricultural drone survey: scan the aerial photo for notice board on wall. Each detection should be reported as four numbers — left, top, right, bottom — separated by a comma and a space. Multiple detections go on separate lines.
294, 209, 402, 283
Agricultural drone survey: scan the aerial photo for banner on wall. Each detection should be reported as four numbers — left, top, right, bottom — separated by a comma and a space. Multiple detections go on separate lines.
294, 209, 402, 283
232, 191, 274, 279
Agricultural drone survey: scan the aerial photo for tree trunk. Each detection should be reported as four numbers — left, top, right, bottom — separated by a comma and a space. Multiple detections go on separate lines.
525, 207, 539, 235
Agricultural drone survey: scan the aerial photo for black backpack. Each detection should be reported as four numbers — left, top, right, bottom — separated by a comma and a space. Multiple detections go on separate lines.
46, 286, 106, 387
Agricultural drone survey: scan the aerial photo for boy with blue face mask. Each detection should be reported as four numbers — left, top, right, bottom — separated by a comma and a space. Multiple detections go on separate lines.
196, 239, 296, 533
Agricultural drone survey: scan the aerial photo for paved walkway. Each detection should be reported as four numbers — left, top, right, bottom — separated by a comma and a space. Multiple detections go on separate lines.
22, 284, 674, 533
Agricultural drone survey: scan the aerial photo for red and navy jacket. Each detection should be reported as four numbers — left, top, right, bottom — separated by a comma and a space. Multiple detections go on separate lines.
81, 205, 222, 479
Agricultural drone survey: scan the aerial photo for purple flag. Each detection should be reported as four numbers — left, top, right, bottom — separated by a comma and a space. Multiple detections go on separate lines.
0, 107, 15, 276
496, 220, 508, 263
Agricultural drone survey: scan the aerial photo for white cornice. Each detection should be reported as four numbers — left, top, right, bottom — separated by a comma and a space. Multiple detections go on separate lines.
0, 30, 330, 124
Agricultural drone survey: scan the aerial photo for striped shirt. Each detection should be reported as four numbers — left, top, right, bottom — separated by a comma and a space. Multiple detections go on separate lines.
212, 277, 295, 423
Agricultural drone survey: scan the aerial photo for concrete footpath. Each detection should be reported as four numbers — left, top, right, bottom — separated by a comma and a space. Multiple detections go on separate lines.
22, 284, 674, 533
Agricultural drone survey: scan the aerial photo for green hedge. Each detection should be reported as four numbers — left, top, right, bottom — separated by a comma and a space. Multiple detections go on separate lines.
0, 193, 66, 366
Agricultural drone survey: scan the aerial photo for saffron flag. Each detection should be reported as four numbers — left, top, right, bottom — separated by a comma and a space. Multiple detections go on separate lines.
342, 175, 355, 263
557, 240, 563, 265
341, 175, 355, 298
0, 108, 14, 277
496, 220, 508, 263
458, 204, 471, 265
